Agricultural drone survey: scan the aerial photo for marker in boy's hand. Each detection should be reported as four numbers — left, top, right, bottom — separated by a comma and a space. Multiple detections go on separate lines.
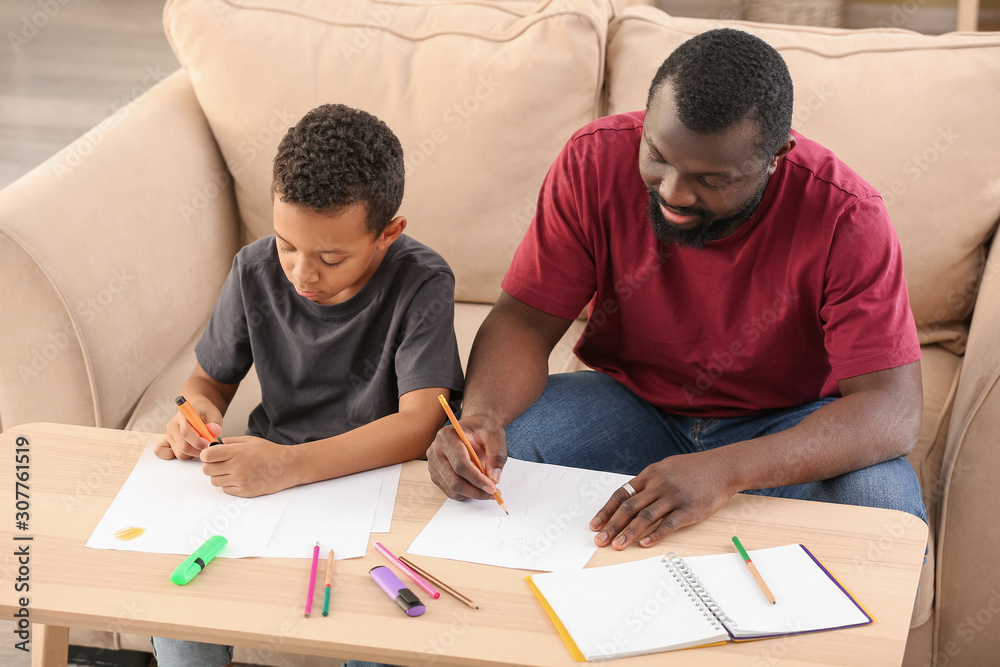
155, 395, 225, 461
175, 395, 225, 445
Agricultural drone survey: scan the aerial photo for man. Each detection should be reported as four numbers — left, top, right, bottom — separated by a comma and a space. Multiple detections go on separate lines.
427, 28, 927, 553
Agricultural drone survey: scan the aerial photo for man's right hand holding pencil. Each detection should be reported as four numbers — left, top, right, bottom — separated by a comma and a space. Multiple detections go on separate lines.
428, 411, 508, 505
427, 292, 574, 505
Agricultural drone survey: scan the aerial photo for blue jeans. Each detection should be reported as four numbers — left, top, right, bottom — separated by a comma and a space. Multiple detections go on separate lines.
150, 636, 232, 667
503, 371, 926, 519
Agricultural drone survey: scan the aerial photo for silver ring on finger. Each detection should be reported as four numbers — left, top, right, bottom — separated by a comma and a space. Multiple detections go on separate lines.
621, 482, 637, 498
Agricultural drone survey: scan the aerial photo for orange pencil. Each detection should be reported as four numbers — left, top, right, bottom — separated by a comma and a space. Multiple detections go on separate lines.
437, 395, 508, 515
400, 556, 479, 610
732, 536, 776, 604
175, 396, 224, 446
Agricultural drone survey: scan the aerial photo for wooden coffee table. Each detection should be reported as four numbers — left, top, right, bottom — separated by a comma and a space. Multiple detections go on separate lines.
0, 423, 928, 666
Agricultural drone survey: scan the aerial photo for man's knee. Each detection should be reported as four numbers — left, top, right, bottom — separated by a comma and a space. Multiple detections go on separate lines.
826, 456, 927, 521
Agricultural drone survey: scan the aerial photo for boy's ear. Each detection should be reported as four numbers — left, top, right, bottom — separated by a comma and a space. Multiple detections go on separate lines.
376, 216, 406, 250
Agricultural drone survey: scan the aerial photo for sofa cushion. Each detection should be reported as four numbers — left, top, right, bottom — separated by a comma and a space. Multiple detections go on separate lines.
164, 0, 612, 304
605, 9, 1000, 349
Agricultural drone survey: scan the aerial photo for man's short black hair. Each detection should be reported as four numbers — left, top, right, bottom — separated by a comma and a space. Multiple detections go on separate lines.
646, 28, 793, 160
272, 104, 404, 236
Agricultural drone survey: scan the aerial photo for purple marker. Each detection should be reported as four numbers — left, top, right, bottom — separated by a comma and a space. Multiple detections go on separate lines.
369, 566, 425, 616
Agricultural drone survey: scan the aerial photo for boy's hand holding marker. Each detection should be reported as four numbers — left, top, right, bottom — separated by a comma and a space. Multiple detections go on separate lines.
155, 395, 225, 460
158, 394, 294, 497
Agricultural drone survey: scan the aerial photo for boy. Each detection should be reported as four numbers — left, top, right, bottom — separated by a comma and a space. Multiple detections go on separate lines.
151, 104, 463, 667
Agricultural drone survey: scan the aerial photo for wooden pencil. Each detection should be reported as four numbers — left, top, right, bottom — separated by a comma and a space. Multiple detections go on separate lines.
400, 556, 479, 610
437, 394, 508, 515
322, 549, 334, 617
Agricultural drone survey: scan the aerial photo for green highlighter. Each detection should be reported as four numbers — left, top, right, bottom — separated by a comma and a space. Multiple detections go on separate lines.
170, 535, 228, 585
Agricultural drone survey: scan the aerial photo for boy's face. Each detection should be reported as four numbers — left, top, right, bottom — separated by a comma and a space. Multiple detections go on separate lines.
272, 199, 404, 306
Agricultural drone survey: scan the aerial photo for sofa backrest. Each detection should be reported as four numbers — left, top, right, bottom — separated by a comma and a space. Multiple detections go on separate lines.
165, 0, 1000, 344
164, 0, 612, 305
606, 8, 1000, 349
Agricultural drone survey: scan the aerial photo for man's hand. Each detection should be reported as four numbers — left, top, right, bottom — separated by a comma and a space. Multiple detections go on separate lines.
590, 450, 739, 550
427, 414, 508, 500
155, 401, 223, 461
427, 292, 572, 500
199, 436, 299, 497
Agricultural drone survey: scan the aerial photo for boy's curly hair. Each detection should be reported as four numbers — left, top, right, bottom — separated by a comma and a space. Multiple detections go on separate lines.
272, 104, 404, 236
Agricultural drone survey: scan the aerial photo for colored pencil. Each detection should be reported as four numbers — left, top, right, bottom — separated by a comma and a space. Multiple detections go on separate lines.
305, 541, 320, 617
322, 549, 334, 617
374, 542, 440, 599
732, 536, 776, 604
400, 556, 479, 610
436, 394, 508, 515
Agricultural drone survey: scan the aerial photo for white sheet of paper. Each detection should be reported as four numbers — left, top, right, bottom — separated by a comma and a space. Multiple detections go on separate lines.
371, 464, 402, 533
407, 458, 631, 571
260, 466, 383, 559
86, 440, 288, 558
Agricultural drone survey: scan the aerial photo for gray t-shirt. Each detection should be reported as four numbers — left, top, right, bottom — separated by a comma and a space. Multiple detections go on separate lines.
196, 234, 464, 445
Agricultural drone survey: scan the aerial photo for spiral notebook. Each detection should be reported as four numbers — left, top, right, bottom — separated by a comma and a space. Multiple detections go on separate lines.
527, 543, 872, 661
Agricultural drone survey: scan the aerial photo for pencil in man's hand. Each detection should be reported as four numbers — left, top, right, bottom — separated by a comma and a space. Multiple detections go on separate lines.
436, 394, 508, 515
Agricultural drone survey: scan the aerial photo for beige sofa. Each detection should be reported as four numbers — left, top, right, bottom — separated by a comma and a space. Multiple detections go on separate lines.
2, 1, 999, 665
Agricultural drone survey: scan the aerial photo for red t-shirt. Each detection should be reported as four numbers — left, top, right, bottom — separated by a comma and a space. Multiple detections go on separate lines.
502, 111, 921, 417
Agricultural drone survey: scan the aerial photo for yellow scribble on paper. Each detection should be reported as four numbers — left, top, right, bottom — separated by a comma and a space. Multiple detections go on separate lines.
114, 527, 146, 541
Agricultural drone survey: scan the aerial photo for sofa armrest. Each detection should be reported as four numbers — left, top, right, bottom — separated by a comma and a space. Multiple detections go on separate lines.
0, 70, 240, 432
936, 232, 1000, 664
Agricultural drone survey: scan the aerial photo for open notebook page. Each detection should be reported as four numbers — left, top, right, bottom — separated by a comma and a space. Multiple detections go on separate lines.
530, 555, 729, 661
682, 544, 871, 639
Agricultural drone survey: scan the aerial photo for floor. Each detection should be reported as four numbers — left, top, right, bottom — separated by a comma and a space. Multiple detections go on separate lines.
0, 0, 180, 191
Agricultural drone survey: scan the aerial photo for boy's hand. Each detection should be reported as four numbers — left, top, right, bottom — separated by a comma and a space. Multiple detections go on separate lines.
155, 404, 223, 460
199, 436, 298, 497
427, 414, 507, 501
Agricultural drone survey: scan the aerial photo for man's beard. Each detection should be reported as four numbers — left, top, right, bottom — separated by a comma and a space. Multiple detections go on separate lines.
646, 179, 768, 249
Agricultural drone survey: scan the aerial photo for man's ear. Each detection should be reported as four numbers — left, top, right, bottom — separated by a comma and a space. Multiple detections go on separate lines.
767, 134, 797, 175
376, 215, 407, 250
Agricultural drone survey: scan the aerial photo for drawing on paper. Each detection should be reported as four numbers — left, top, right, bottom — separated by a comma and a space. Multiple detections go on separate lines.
496, 470, 584, 555
114, 526, 146, 541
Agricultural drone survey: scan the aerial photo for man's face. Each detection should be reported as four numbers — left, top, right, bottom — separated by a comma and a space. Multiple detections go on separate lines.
638, 83, 773, 248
